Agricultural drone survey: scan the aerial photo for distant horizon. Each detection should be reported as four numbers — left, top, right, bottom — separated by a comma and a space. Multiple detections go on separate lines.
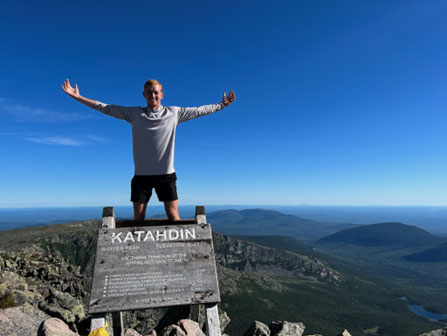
1, 204, 447, 209
1, 204, 446, 236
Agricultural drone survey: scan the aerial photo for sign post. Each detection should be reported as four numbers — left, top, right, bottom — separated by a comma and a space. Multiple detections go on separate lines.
89, 206, 221, 336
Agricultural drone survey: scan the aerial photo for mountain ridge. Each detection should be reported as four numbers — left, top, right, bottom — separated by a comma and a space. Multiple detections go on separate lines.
403, 242, 447, 262
207, 208, 359, 240
318, 222, 445, 248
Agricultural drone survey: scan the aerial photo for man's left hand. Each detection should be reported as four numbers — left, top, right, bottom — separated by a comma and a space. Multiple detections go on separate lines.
222, 90, 235, 106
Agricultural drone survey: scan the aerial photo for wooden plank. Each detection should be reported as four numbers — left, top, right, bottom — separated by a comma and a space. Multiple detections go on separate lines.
88, 223, 221, 313
205, 303, 221, 336
116, 219, 195, 228
102, 207, 115, 229
196, 207, 221, 336
195, 206, 206, 225
91, 208, 123, 335
89, 209, 113, 333
103, 207, 114, 218
189, 304, 200, 322
192, 206, 207, 323
112, 311, 124, 336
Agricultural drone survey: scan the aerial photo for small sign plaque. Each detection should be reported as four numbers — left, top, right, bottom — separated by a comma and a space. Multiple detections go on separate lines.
88, 223, 221, 313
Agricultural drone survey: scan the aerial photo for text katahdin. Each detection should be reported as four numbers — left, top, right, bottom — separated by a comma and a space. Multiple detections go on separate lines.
111, 228, 196, 243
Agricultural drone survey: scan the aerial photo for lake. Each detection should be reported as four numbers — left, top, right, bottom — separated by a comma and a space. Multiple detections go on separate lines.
409, 305, 447, 322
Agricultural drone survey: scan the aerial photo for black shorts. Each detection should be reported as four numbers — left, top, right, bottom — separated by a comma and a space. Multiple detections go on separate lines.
131, 173, 178, 203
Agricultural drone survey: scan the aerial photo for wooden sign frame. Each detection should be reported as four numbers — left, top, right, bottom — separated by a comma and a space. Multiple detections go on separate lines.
89, 206, 222, 336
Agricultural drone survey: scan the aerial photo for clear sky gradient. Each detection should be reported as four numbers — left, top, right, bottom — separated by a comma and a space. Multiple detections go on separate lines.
0, 0, 446, 207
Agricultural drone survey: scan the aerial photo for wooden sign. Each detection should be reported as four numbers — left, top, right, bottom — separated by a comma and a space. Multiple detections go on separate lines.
88, 223, 221, 314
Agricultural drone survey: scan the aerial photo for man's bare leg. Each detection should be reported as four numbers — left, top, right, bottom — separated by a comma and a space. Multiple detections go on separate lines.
133, 202, 148, 221
164, 200, 180, 220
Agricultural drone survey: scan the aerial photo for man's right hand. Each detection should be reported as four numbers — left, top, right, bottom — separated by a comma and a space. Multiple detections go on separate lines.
222, 90, 235, 106
61, 79, 80, 99
61, 79, 98, 109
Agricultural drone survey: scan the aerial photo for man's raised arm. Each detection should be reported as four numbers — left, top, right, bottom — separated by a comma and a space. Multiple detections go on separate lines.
61, 79, 132, 122
61, 79, 98, 108
177, 90, 236, 123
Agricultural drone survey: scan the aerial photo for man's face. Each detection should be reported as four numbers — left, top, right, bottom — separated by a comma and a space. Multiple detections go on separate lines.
143, 84, 164, 110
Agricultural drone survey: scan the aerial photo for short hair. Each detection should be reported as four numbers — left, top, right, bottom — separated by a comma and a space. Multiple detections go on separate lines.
144, 79, 163, 92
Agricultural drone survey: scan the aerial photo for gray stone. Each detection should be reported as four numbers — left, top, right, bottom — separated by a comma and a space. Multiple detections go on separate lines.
161, 324, 186, 336
243, 320, 271, 336
178, 319, 205, 336
0, 303, 51, 336
124, 328, 143, 336
39, 289, 85, 324
37, 318, 79, 336
269, 321, 305, 336
160, 320, 205, 336
420, 327, 447, 336
336, 330, 352, 336
219, 311, 231, 333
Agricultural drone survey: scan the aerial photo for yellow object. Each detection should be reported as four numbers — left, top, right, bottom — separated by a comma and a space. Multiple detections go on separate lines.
88, 322, 109, 336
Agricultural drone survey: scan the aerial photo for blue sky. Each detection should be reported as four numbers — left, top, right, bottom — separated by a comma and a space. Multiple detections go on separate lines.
0, 0, 446, 207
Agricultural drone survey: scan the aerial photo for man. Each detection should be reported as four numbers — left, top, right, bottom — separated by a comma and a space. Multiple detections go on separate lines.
62, 79, 235, 220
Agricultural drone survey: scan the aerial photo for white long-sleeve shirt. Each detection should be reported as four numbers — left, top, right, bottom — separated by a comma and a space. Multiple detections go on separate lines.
93, 102, 225, 175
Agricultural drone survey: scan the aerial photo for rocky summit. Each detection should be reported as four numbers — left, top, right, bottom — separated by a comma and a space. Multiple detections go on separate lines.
0, 222, 445, 336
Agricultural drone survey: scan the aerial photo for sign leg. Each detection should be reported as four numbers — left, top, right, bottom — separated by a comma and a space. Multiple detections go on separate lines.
112, 311, 124, 336
205, 303, 221, 336
90, 314, 106, 333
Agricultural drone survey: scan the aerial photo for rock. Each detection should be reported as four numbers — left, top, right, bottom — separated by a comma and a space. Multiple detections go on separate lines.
0, 303, 51, 336
160, 319, 205, 336
0, 288, 15, 309
243, 320, 271, 336
213, 233, 342, 283
269, 321, 305, 336
38, 289, 85, 324
124, 328, 143, 336
155, 305, 191, 334
37, 318, 79, 336
124, 308, 165, 336
336, 330, 352, 336
420, 327, 447, 336
0, 247, 89, 312
219, 310, 231, 333
178, 319, 205, 336
161, 324, 186, 336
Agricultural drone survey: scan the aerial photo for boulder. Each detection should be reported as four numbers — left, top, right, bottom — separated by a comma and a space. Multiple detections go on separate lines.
160, 324, 187, 336
123, 308, 165, 336
124, 328, 143, 336
178, 319, 205, 336
243, 320, 271, 336
269, 321, 305, 336
37, 318, 79, 336
0, 303, 51, 336
420, 327, 447, 336
38, 289, 85, 324
160, 319, 205, 336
